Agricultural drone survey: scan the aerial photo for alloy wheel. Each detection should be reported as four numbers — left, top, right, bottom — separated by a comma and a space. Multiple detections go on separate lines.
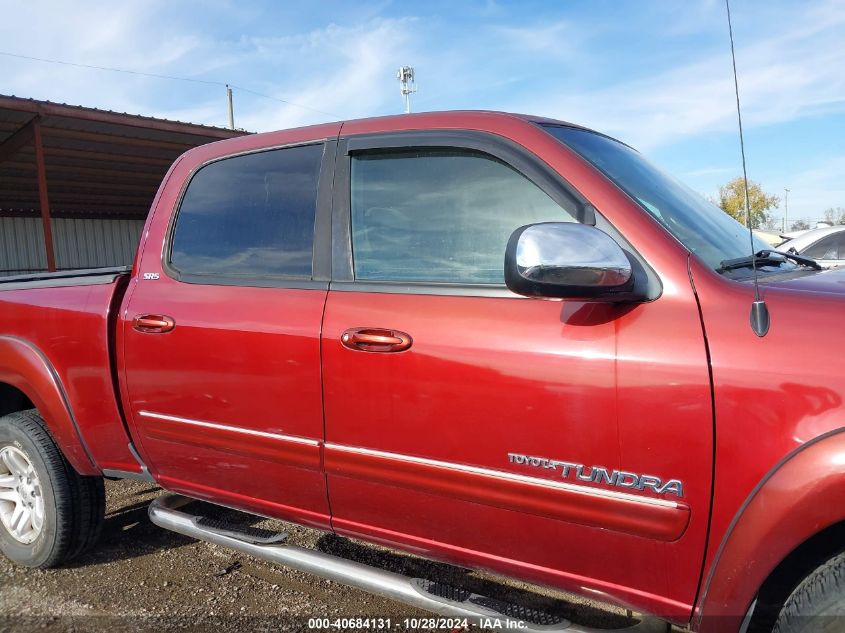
0, 445, 45, 544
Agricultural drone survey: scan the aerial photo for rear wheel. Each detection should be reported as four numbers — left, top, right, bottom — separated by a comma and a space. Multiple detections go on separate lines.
0, 409, 104, 568
773, 550, 845, 633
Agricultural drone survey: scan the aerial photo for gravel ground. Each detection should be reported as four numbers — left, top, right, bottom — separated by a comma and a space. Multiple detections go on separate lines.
0, 479, 663, 633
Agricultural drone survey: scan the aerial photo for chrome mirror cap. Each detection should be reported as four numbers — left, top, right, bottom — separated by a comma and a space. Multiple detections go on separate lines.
505, 223, 638, 301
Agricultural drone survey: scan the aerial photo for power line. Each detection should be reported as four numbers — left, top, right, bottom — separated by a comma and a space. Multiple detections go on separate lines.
0, 50, 339, 118
226, 84, 338, 118
0, 50, 221, 85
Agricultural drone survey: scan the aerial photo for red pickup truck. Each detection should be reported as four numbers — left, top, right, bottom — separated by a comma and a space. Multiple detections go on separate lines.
1, 111, 843, 633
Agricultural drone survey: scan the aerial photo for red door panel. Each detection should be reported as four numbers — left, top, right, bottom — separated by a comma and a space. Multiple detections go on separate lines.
324, 443, 690, 541
122, 281, 331, 529
322, 288, 711, 620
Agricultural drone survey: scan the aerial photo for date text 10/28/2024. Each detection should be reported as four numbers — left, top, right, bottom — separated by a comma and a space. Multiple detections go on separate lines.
307, 617, 529, 630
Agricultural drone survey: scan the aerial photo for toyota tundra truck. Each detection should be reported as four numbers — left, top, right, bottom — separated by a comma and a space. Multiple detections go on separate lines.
1, 111, 843, 633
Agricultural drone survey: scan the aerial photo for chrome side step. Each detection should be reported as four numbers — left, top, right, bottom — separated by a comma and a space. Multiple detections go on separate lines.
148, 494, 667, 633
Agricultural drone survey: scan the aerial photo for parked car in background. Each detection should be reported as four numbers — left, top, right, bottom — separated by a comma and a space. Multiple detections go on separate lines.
777, 224, 845, 268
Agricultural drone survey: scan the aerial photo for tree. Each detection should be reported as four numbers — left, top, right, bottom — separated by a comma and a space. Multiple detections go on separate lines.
791, 219, 810, 231
717, 177, 780, 229
823, 207, 845, 225
759, 216, 781, 231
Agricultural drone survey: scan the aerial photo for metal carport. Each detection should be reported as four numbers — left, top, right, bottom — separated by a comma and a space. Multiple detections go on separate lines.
0, 95, 247, 275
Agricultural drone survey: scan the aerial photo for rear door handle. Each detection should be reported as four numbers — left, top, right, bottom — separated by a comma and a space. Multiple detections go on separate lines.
340, 328, 412, 353
133, 314, 176, 333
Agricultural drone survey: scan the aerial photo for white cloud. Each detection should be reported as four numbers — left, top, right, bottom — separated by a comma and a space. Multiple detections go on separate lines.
0, 2, 416, 131
492, 21, 581, 60
1, 0, 218, 119
231, 18, 417, 131
1, 0, 841, 214
3, 0, 844, 142
504, 0, 845, 149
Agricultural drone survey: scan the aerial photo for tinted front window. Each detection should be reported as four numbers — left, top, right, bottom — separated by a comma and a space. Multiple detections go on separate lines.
350, 149, 576, 283
170, 144, 323, 278
543, 126, 771, 271
803, 234, 845, 260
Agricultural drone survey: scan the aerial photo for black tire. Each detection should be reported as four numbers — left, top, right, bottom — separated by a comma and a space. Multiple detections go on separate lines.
773, 550, 845, 633
0, 409, 104, 568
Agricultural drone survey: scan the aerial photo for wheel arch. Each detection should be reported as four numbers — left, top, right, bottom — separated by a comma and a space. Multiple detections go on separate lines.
694, 428, 845, 633
747, 519, 845, 632
0, 336, 98, 475
0, 381, 34, 417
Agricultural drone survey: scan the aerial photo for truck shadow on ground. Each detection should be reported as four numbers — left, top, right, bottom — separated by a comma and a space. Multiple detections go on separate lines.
69, 481, 632, 629
67, 484, 196, 568
314, 533, 631, 628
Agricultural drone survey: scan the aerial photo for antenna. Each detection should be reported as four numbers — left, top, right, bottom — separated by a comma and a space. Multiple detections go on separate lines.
725, 0, 769, 337
397, 66, 416, 114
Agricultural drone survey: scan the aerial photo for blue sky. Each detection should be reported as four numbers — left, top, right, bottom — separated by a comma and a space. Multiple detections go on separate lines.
2, 0, 844, 224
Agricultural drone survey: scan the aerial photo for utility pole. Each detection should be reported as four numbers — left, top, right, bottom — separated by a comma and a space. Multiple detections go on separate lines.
783, 187, 790, 232
397, 66, 416, 114
226, 84, 235, 130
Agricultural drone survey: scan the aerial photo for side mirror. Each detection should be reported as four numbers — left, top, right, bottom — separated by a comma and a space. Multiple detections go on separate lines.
505, 223, 638, 301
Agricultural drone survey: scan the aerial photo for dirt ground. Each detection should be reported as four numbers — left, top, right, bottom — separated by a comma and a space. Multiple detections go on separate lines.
0, 479, 662, 633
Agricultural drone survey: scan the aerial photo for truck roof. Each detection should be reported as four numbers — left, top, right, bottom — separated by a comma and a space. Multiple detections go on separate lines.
332, 109, 593, 130
179, 110, 606, 164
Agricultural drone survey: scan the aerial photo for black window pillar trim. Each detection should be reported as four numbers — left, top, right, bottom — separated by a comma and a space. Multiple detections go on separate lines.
332, 137, 354, 283
312, 139, 336, 282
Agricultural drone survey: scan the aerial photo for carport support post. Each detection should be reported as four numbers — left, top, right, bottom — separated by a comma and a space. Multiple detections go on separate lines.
32, 119, 56, 272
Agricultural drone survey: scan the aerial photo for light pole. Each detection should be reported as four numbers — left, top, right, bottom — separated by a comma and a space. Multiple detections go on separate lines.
226, 85, 235, 130
783, 187, 790, 232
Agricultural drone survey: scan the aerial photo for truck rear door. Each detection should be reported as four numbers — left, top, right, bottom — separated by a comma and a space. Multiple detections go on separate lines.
121, 139, 335, 529
320, 130, 713, 619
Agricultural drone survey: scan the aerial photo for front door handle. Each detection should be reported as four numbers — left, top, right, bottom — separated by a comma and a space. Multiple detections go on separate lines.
340, 328, 412, 353
133, 314, 176, 334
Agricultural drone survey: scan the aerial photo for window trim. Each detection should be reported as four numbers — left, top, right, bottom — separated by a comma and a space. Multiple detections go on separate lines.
331, 130, 660, 300
162, 139, 334, 290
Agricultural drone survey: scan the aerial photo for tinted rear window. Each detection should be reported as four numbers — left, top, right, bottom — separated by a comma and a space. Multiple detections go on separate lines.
170, 143, 323, 279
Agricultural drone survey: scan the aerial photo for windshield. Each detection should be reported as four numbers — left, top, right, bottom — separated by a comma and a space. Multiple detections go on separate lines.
543, 125, 771, 271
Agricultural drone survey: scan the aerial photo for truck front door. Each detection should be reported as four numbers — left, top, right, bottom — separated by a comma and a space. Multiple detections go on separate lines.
320, 129, 713, 619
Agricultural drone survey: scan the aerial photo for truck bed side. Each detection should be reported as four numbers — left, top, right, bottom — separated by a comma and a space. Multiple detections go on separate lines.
0, 267, 140, 474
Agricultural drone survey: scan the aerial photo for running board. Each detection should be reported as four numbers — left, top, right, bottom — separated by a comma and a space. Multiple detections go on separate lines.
148, 494, 667, 633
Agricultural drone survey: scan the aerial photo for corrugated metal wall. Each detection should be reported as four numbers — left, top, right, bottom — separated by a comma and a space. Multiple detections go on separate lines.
0, 216, 47, 274
0, 217, 145, 276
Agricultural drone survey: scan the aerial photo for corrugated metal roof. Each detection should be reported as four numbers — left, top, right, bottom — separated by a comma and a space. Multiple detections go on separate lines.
0, 94, 249, 137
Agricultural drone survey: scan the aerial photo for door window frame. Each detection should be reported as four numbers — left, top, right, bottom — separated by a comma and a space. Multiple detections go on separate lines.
161, 140, 336, 290
331, 130, 660, 299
